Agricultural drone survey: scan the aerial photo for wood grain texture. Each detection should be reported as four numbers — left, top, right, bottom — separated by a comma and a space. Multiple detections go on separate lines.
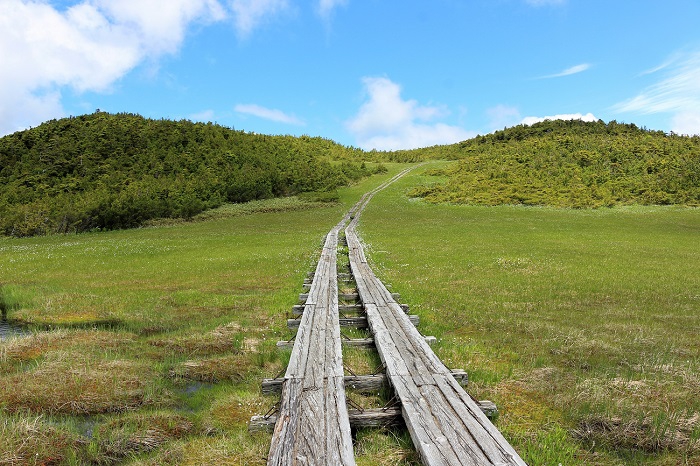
261, 370, 469, 395
250, 398, 497, 432
291, 303, 409, 316
267, 228, 355, 466
287, 314, 419, 329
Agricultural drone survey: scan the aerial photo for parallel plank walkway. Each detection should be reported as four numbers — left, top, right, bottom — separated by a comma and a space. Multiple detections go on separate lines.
258, 167, 526, 465
344, 172, 527, 466
266, 216, 355, 465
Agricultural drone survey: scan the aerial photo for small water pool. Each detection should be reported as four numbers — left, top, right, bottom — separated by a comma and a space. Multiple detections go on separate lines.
0, 319, 28, 340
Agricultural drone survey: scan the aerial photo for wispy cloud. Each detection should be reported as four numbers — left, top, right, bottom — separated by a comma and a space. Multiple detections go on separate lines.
229, 0, 289, 38
318, 0, 348, 19
234, 103, 305, 125
613, 50, 700, 135
639, 58, 675, 76
539, 63, 591, 79
346, 77, 473, 150
486, 105, 521, 131
613, 51, 700, 114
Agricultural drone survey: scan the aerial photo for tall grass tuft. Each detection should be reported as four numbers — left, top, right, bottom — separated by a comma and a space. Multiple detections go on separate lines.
0, 285, 22, 318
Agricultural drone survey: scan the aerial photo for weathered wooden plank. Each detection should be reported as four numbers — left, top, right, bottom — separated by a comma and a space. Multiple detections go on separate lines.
392, 374, 464, 466
267, 378, 302, 465
325, 377, 355, 465
415, 379, 491, 466
304, 279, 355, 288
268, 227, 355, 466
250, 400, 497, 433
262, 369, 469, 395
436, 374, 520, 463
362, 303, 411, 378
291, 303, 409, 315
307, 271, 352, 280
324, 268, 344, 380
277, 335, 436, 349
345, 212, 526, 465
365, 296, 441, 386
287, 314, 419, 329
291, 303, 363, 315
299, 292, 400, 303
251, 407, 401, 432
284, 303, 315, 379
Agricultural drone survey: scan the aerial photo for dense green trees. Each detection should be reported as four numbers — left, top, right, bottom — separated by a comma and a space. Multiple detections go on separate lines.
3, 115, 697, 237
0, 112, 372, 236
406, 119, 700, 208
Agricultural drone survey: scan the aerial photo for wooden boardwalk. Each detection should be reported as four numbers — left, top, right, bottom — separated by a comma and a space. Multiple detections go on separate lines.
253, 167, 527, 465
266, 220, 355, 465
344, 174, 527, 466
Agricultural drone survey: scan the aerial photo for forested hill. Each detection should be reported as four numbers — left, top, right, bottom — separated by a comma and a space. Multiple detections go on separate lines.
3, 116, 698, 237
404, 119, 700, 208
0, 112, 373, 237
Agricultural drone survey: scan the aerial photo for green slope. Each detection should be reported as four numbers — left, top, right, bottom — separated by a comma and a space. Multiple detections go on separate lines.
0, 112, 373, 236
402, 120, 700, 208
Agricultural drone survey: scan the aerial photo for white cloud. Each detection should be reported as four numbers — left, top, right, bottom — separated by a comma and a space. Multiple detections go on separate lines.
0, 2, 138, 91
229, 0, 289, 38
0, 0, 297, 136
94, 0, 226, 55
0, 1, 137, 134
539, 63, 591, 79
487, 105, 521, 131
189, 109, 216, 122
614, 51, 700, 115
318, 0, 348, 18
235, 103, 304, 125
671, 111, 700, 136
346, 77, 473, 150
0, 88, 64, 136
521, 112, 598, 126
613, 50, 700, 136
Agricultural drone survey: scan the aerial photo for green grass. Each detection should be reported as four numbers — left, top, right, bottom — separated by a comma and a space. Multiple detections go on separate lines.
356, 163, 700, 464
0, 166, 411, 464
1, 162, 698, 464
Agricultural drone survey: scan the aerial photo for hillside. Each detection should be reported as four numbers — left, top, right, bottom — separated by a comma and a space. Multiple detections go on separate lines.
4, 116, 698, 237
405, 119, 700, 208
0, 112, 373, 236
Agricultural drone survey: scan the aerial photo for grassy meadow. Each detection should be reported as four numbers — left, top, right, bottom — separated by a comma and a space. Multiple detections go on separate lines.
357, 163, 700, 465
0, 167, 419, 465
1, 162, 699, 464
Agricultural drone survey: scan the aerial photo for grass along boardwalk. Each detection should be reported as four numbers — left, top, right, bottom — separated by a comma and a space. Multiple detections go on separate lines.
253, 166, 526, 464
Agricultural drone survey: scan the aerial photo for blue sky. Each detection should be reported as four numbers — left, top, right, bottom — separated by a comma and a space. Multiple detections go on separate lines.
2, 0, 700, 149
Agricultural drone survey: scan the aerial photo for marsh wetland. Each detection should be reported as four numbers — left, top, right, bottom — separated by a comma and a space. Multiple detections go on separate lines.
1, 164, 699, 464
